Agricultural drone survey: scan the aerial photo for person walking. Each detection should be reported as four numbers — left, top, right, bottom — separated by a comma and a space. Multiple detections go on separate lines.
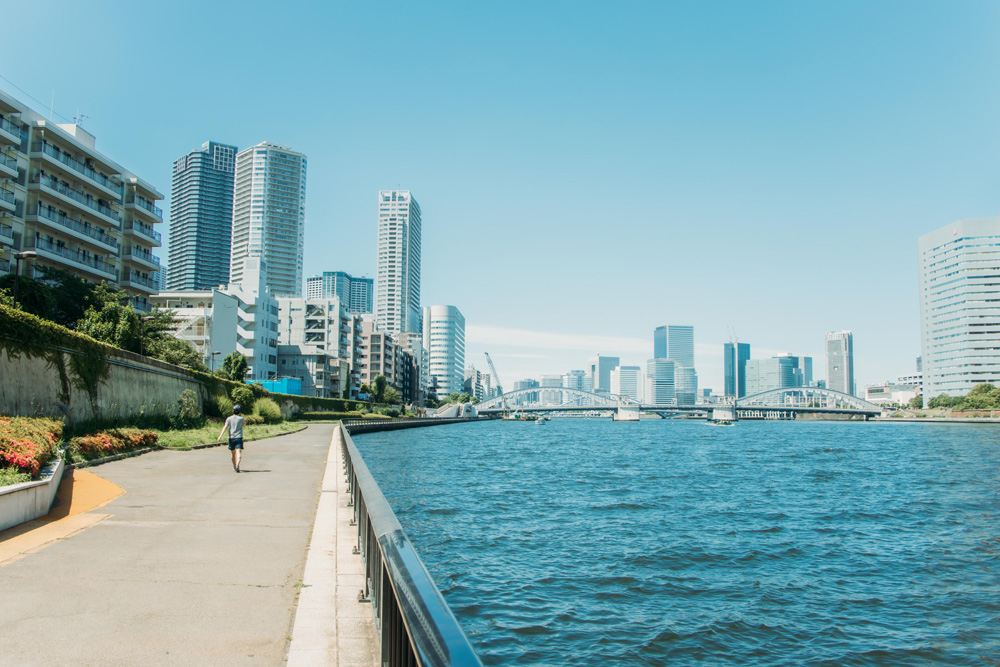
218, 405, 246, 473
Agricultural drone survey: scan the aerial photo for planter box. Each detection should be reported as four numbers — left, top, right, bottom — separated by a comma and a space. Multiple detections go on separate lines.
0, 458, 65, 532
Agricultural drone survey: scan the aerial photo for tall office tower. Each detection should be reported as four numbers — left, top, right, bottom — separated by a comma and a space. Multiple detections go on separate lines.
826, 331, 854, 395
611, 365, 642, 402
745, 356, 799, 395
0, 89, 164, 311
801, 357, 813, 387
654, 326, 667, 359
230, 142, 306, 297
423, 305, 465, 396
166, 141, 236, 290
919, 218, 1000, 402
653, 325, 695, 367
724, 342, 751, 397
376, 190, 421, 335
646, 358, 677, 405
589, 354, 620, 393
305, 270, 374, 313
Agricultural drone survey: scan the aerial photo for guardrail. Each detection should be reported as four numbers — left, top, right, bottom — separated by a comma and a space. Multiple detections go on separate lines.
342, 417, 477, 435
339, 424, 483, 666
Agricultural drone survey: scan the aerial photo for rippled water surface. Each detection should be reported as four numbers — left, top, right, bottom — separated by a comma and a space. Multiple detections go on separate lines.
354, 419, 1000, 665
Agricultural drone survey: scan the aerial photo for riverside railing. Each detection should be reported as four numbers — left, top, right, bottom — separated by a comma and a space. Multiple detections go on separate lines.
339, 424, 483, 667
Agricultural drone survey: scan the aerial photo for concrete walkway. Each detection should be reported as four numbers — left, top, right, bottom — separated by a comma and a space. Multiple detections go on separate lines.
0, 424, 376, 666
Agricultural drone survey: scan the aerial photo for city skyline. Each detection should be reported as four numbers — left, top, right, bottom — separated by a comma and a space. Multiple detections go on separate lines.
2, 2, 998, 392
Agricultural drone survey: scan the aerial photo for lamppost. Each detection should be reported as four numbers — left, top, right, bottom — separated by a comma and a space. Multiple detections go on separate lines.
211, 350, 221, 372
11, 250, 38, 308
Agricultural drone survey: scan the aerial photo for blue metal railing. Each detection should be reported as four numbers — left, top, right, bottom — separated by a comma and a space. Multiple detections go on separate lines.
339, 424, 482, 667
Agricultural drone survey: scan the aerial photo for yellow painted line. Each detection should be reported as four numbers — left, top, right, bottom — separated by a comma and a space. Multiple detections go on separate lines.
0, 469, 124, 567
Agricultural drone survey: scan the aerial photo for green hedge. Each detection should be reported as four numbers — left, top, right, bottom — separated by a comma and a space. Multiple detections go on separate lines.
271, 394, 366, 412
292, 411, 373, 421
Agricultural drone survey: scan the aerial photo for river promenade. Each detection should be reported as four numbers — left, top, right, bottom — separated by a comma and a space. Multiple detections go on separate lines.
0, 424, 377, 666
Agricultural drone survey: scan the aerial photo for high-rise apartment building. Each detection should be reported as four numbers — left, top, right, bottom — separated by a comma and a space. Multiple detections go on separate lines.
376, 190, 421, 335
919, 218, 1000, 402
0, 89, 164, 311
167, 141, 237, 291
825, 331, 854, 395
305, 270, 373, 313
724, 342, 751, 397
423, 305, 465, 396
589, 355, 620, 393
230, 142, 306, 297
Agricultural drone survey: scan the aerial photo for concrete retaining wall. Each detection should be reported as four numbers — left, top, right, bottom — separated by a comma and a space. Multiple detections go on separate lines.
0, 458, 64, 532
0, 347, 206, 424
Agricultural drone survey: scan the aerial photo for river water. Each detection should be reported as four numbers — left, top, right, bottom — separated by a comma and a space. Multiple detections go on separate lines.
354, 419, 1000, 665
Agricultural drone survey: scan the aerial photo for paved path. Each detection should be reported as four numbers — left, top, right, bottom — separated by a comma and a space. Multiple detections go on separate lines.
0, 424, 371, 666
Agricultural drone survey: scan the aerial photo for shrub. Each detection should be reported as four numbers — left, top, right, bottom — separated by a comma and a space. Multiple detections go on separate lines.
66, 428, 158, 462
244, 414, 265, 425
252, 397, 282, 424
230, 385, 255, 412
292, 411, 366, 421
170, 389, 204, 430
213, 393, 234, 418
250, 382, 270, 399
0, 417, 63, 475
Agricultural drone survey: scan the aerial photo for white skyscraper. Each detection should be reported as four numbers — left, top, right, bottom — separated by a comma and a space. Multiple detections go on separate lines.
919, 218, 1000, 403
376, 190, 422, 335
423, 305, 465, 396
230, 142, 307, 297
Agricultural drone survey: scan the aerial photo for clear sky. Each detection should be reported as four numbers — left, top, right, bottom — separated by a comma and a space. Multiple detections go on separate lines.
3, 1, 998, 392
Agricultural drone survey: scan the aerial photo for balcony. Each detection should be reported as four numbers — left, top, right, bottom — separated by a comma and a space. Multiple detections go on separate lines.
28, 203, 118, 252
0, 188, 14, 212
0, 152, 16, 179
127, 245, 161, 269
121, 272, 158, 294
29, 142, 122, 198
30, 174, 120, 225
124, 193, 162, 221
124, 221, 162, 246
0, 116, 21, 146
0, 223, 11, 246
29, 237, 117, 281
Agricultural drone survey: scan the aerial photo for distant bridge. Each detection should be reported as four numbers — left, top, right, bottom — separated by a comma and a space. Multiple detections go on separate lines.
476, 386, 882, 420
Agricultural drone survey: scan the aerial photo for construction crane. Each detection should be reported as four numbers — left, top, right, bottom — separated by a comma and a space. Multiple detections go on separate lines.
484, 352, 509, 415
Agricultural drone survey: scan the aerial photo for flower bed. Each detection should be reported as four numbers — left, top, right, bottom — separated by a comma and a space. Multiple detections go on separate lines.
0, 416, 63, 477
67, 428, 159, 462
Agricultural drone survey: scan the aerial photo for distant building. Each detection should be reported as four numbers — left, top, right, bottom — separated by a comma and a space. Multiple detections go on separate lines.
588, 355, 620, 393
276, 296, 362, 398
167, 141, 237, 291
646, 358, 677, 406
919, 218, 1000, 403
657, 325, 695, 368
745, 356, 798, 395
724, 342, 751, 398
376, 190, 421, 335
675, 366, 698, 405
306, 271, 373, 314
230, 142, 306, 297
826, 331, 854, 395
422, 305, 465, 396
611, 365, 642, 402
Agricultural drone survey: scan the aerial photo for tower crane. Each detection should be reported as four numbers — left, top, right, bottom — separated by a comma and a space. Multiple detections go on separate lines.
484, 352, 509, 415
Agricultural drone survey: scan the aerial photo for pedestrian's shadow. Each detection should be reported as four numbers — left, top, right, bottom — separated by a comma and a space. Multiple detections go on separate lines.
237, 470, 271, 473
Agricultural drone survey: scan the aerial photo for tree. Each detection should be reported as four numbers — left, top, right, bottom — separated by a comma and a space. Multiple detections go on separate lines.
0, 273, 56, 320
155, 336, 209, 373
359, 383, 373, 401
383, 387, 400, 405
222, 351, 248, 384
908, 395, 923, 410
76, 284, 141, 352
373, 375, 388, 404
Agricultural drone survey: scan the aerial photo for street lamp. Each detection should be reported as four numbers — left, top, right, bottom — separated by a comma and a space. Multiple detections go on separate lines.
11, 250, 37, 308
211, 350, 221, 372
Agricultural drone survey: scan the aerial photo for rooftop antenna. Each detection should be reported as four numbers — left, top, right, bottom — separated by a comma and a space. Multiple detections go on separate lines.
73, 110, 90, 127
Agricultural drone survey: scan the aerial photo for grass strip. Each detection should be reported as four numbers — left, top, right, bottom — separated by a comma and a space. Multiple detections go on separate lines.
154, 421, 304, 450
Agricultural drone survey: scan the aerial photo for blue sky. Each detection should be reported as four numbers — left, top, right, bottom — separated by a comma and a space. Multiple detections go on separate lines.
3, 1, 999, 391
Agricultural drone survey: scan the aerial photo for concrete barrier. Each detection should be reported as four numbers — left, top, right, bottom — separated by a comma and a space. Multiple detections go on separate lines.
0, 457, 64, 532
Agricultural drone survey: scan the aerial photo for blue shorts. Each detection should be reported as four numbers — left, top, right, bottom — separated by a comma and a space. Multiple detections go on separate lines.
228, 438, 244, 450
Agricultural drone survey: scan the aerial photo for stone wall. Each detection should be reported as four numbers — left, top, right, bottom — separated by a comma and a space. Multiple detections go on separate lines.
0, 347, 206, 424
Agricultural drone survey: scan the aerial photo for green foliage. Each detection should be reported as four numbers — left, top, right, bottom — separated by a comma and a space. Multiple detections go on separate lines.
0, 467, 32, 487
0, 416, 63, 476
244, 414, 265, 425
0, 267, 99, 327
211, 393, 234, 419
373, 375, 388, 403
252, 397, 283, 424
230, 385, 255, 412
223, 351, 248, 384
908, 395, 923, 409
927, 384, 1000, 411
292, 411, 369, 421
0, 302, 112, 405
170, 389, 203, 430
383, 386, 400, 405
213, 368, 231, 380
250, 382, 269, 399
76, 284, 141, 353
442, 392, 473, 404
66, 428, 158, 462
154, 336, 209, 372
